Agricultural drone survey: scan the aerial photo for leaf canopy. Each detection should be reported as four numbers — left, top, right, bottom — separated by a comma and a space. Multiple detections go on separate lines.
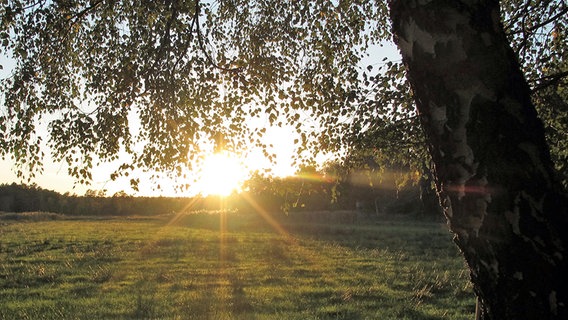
0, 0, 389, 185
0, 0, 566, 188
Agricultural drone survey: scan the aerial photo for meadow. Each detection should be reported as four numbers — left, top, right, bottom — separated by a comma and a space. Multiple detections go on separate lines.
0, 211, 475, 319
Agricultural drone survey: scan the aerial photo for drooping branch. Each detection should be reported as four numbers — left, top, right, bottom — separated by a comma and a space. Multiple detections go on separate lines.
194, 0, 243, 73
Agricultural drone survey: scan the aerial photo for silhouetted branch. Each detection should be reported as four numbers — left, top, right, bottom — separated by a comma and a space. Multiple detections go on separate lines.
194, 0, 243, 73
531, 71, 568, 92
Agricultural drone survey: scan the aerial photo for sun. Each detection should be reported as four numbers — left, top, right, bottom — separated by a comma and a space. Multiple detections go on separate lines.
195, 152, 248, 196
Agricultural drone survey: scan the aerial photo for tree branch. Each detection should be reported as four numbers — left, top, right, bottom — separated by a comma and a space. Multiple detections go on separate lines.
509, 2, 567, 36
194, 0, 242, 73
66, 0, 104, 26
531, 71, 568, 92
20, 0, 48, 12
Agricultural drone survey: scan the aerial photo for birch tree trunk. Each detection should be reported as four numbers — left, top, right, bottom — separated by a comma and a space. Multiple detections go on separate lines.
389, 1, 568, 318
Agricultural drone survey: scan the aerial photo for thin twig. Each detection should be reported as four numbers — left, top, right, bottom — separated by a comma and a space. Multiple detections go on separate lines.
194, 0, 243, 73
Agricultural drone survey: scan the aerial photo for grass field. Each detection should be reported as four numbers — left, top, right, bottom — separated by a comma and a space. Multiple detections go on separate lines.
0, 211, 475, 319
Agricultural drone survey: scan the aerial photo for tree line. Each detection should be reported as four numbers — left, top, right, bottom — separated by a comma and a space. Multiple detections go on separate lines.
0, 164, 440, 218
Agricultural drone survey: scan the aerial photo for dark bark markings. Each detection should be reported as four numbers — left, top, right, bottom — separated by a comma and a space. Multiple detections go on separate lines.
390, 1, 568, 319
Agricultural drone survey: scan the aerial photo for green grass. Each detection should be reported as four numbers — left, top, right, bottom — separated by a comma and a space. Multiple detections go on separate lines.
0, 211, 475, 319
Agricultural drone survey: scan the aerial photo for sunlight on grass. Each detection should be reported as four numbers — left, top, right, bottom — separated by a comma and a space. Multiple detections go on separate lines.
0, 213, 475, 319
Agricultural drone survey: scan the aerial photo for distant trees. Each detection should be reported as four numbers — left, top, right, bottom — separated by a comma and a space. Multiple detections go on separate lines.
0, 171, 432, 217
0, 183, 189, 215
242, 161, 436, 217
0, 183, 61, 212
242, 169, 336, 213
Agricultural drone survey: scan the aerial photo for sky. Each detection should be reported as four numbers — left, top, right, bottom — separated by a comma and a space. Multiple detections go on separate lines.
0, 36, 400, 197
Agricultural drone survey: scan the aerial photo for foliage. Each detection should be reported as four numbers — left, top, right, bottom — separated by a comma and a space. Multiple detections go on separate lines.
0, 0, 389, 187
0, 0, 566, 188
0, 215, 474, 319
0, 182, 62, 212
343, 49, 427, 180
501, 0, 568, 186
243, 168, 337, 213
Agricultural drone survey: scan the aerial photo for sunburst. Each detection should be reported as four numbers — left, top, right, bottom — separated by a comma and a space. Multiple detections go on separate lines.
195, 152, 247, 196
